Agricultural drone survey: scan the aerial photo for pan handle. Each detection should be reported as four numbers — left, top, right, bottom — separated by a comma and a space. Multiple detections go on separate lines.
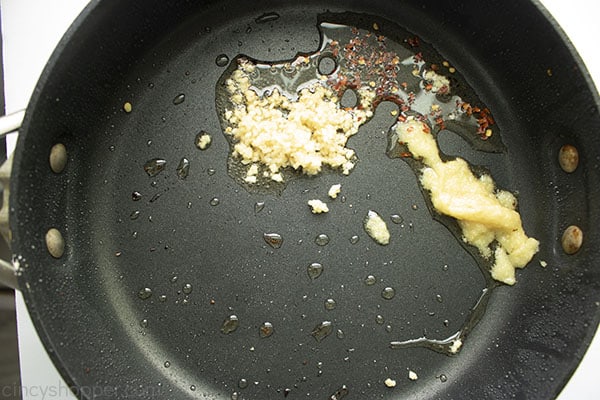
0, 258, 18, 290
0, 154, 15, 289
0, 111, 20, 290
0, 109, 25, 138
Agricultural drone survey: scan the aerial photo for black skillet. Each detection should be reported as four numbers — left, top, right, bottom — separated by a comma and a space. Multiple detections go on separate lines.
5, 0, 600, 399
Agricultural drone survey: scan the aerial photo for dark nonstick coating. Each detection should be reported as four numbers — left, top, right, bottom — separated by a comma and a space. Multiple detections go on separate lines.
10, 0, 600, 399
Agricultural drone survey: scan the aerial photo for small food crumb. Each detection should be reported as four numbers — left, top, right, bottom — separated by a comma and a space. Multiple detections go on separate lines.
449, 339, 462, 354
328, 184, 342, 199
364, 210, 390, 245
123, 102, 132, 113
384, 378, 396, 388
539, 260, 548, 268
196, 131, 212, 150
308, 199, 329, 214
408, 370, 418, 381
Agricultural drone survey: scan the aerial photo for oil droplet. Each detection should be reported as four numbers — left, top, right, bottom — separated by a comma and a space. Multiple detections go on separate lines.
385, 324, 393, 333
182, 283, 193, 294
132, 191, 142, 201
315, 233, 330, 246
159, 295, 167, 302
254, 201, 265, 214
364, 275, 376, 286
138, 287, 153, 300
164, 361, 171, 368
390, 214, 404, 224
140, 319, 149, 328
149, 193, 161, 203
216, 54, 230, 67
263, 233, 283, 249
439, 374, 448, 383
238, 378, 249, 389
350, 235, 360, 244
375, 315, 385, 325
255, 12, 280, 24
307, 262, 324, 280
177, 158, 190, 179
231, 392, 240, 400
336, 329, 345, 339
311, 321, 333, 342
190, 385, 196, 391
436, 294, 443, 303
172, 93, 185, 105
130, 210, 140, 220
170, 275, 178, 283
144, 158, 167, 177
259, 322, 274, 338
221, 315, 239, 334
324, 298, 337, 310
210, 197, 220, 206
207, 168, 216, 175
381, 287, 396, 300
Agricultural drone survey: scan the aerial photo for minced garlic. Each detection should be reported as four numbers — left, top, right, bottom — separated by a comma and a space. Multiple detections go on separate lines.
395, 118, 539, 285
408, 370, 418, 381
308, 199, 329, 214
223, 59, 370, 183
423, 70, 450, 93
328, 184, 342, 199
384, 378, 396, 388
363, 210, 390, 245
196, 132, 212, 150
449, 339, 462, 354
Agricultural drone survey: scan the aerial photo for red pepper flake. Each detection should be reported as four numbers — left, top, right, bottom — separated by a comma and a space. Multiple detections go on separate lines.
406, 36, 420, 48
434, 116, 446, 130
400, 151, 413, 158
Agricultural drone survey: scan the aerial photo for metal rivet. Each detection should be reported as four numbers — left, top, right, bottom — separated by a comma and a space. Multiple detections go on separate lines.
49, 143, 68, 173
558, 144, 579, 173
45, 228, 65, 259
561, 225, 583, 255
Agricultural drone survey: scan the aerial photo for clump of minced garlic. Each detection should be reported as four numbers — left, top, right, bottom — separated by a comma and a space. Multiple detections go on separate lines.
395, 118, 539, 285
223, 59, 372, 183
308, 199, 329, 214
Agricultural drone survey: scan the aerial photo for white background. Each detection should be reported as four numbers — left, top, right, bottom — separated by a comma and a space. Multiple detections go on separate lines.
1, 0, 598, 398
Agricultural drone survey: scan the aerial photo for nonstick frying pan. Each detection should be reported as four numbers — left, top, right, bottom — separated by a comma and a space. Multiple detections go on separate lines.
1, 0, 599, 399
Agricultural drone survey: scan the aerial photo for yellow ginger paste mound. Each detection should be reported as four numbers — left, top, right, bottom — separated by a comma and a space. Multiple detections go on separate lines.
396, 118, 539, 285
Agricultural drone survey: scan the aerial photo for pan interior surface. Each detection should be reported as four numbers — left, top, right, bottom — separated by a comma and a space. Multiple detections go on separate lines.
11, 0, 600, 399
